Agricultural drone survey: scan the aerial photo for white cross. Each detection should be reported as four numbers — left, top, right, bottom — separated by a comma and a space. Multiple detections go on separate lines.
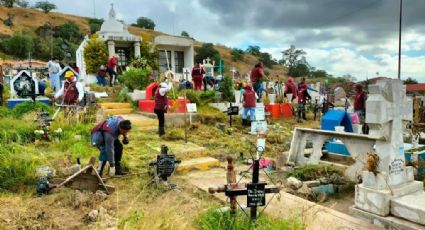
183, 68, 190, 81
205, 57, 211, 64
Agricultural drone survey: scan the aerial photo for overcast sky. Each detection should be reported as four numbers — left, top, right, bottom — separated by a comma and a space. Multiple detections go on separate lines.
28, 0, 425, 81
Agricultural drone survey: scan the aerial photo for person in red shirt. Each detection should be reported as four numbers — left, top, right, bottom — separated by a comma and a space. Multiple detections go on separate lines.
297, 77, 311, 121
241, 83, 257, 126
191, 62, 205, 90
107, 55, 118, 87
284, 76, 297, 102
250, 61, 267, 102
354, 84, 367, 121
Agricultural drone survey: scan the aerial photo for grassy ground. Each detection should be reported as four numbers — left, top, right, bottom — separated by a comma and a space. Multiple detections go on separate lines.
0, 102, 318, 229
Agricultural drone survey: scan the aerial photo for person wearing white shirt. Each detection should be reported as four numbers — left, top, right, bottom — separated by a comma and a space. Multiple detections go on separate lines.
46, 57, 62, 93
54, 71, 84, 105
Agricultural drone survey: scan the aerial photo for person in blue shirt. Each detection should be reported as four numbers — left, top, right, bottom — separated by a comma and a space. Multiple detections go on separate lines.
91, 116, 132, 176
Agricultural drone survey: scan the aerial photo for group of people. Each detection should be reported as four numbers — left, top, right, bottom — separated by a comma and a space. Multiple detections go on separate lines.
96, 55, 119, 87
190, 62, 218, 91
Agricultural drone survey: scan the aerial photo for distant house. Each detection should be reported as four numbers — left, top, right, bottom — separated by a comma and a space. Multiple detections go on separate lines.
76, 4, 194, 84
406, 84, 425, 96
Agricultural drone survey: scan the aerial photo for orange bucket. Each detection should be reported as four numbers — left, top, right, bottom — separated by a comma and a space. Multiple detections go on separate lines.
280, 103, 293, 117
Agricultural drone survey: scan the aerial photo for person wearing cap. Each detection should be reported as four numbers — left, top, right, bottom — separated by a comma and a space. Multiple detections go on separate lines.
154, 78, 173, 136
54, 71, 84, 105
241, 83, 258, 126
91, 116, 132, 176
96, 65, 108, 86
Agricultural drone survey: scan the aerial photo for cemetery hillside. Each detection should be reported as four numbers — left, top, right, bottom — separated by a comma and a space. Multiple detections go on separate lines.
1, 2, 425, 230
0, 5, 285, 77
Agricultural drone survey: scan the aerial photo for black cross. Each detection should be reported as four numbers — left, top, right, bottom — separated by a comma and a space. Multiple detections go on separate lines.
209, 155, 279, 220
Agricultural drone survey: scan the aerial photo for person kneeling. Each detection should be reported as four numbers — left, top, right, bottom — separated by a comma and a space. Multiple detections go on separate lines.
91, 116, 132, 176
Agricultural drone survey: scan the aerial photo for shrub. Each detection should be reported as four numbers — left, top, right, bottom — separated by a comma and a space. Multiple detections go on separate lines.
118, 67, 152, 91
11, 101, 52, 118
231, 48, 244, 62
83, 36, 108, 74
2, 32, 35, 58
219, 76, 234, 102
53, 22, 82, 43
186, 90, 216, 106
286, 164, 343, 181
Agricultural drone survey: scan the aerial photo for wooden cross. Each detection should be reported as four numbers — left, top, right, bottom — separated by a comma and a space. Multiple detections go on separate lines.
209, 156, 279, 220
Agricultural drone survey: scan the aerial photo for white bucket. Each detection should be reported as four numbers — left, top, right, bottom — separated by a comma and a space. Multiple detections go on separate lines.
335, 126, 345, 132
286, 93, 293, 102
352, 124, 363, 134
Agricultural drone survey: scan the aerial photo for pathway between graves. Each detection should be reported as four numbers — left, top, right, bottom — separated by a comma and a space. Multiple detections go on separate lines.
184, 167, 383, 230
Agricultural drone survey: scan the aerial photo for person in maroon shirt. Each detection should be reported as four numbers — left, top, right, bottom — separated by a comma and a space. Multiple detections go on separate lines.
107, 55, 118, 87
241, 83, 257, 126
250, 61, 267, 102
191, 62, 205, 90
284, 76, 297, 102
354, 84, 367, 121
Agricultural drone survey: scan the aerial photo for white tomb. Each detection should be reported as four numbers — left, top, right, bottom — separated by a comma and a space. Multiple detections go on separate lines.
354, 79, 425, 225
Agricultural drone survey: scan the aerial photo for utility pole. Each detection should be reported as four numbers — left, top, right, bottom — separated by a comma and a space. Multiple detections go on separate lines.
397, 0, 403, 79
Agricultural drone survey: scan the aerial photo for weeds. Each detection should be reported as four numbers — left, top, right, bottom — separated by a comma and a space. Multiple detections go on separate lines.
286, 164, 344, 181
196, 208, 304, 230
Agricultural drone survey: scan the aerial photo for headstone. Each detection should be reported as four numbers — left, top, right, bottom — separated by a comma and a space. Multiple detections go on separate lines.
354, 79, 425, 225
250, 106, 267, 135
10, 70, 39, 98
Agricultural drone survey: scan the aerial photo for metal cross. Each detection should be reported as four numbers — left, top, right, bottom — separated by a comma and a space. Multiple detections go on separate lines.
209, 155, 279, 220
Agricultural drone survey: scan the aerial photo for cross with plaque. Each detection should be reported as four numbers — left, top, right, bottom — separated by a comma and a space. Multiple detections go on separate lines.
208, 149, 279, 220
149, 145, 181, 186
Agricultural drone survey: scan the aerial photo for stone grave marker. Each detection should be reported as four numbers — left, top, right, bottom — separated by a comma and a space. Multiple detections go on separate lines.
354, 79, 425, 225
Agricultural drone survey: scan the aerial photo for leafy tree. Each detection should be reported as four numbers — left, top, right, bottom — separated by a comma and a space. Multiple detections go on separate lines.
230, 48, 244, 62
133, 17, 155, 30
35, 1, 56, 14
139, 41, 159, 71
194, 43, 220, 64
246, 45, 261, 57
181, 31, 190, 37
83, 37, 108, 74
288, 63, 310, 78
404, 77, 418, 84
118, 66, 152, 91
88, 18, 104, 34
259, 52, 277, 68
53, 22, 82, 43
0, 0, 15, 7
2, 32, 34, 58
281, 45, 307, 68
310, 69, 328, 78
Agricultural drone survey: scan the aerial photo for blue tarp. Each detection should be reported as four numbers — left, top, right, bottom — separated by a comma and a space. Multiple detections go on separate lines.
321, 110, 353, 132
